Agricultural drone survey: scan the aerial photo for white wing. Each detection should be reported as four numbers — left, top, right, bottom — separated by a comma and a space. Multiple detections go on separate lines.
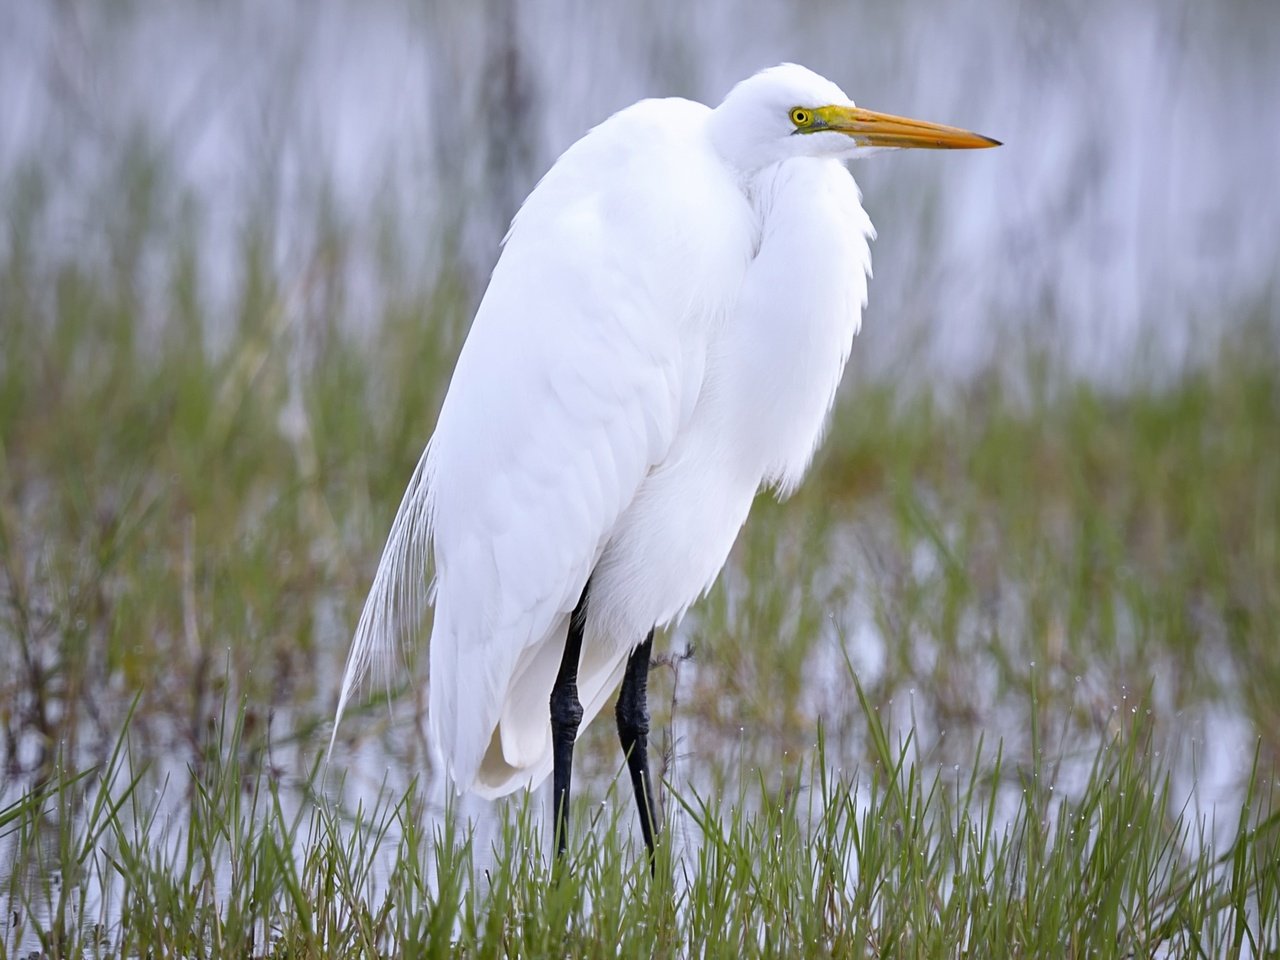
335, 96, 755, 792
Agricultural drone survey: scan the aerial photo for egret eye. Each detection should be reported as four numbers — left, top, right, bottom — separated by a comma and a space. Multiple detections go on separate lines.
789, 107, 812, 127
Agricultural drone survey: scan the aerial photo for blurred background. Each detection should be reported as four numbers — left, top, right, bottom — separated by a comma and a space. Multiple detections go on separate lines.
4, 0, 1277, 379
2, 0, 1278, 899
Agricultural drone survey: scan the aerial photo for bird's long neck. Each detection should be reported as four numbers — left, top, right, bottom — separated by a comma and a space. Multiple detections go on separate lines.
718, 158, 875, 494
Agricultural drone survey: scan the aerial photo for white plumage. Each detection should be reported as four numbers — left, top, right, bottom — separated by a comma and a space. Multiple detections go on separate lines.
334, 64, 996, 802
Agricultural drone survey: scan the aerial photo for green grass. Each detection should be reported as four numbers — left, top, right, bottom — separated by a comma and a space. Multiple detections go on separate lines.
3, 688, 1277, 957
2, 147, 1279, 956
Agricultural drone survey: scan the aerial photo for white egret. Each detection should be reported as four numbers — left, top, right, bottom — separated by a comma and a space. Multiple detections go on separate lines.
334, 63, 997, 861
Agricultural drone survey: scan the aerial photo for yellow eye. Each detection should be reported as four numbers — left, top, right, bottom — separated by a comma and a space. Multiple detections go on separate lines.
789, 107, 812, 127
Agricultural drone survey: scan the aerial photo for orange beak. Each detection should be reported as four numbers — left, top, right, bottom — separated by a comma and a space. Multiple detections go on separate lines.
815, 104, 1000, 149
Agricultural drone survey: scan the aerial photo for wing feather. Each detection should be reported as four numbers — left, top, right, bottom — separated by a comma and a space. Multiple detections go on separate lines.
333, 96, 754, 790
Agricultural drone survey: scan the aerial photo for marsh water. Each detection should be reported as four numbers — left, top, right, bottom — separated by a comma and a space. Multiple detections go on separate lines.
2, 0, 1278, 949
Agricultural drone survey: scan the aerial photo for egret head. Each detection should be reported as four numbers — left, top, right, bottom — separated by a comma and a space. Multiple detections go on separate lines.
709, 63, 999, 173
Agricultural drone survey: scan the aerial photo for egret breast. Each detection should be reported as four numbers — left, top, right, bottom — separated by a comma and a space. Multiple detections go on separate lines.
587, 157, 873, 653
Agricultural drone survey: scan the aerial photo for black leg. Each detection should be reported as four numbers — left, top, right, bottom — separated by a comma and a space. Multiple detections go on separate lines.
616, 630, 658, 867
550, 582, 589, 860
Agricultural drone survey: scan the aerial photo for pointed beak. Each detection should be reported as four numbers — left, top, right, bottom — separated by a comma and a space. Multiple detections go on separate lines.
815, 104, 1000, 149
